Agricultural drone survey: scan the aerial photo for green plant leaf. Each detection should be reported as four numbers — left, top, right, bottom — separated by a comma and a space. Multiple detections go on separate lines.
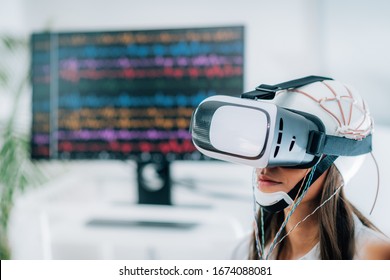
0, 32, 47, 259
0, 34, 27, 51
0, 69, 8, 87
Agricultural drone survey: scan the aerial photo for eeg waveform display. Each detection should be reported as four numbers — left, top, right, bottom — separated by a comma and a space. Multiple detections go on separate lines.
31, 26, 244, 160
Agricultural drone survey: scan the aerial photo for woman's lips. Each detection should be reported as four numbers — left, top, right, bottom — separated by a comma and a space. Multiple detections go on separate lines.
257, 175, 282, 189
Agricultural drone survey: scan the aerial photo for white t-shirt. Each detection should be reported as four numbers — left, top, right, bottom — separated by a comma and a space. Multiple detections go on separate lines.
231, 214, 389, 260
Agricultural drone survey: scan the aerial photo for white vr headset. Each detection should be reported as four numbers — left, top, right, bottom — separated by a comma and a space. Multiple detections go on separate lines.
190, 76, 372, 169
190, 76, 373, 213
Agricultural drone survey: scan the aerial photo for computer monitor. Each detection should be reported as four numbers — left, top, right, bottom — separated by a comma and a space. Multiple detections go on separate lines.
30, 26, 244, 205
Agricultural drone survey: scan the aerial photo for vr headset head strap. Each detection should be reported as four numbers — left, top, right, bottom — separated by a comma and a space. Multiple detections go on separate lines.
241, 75, 333, 100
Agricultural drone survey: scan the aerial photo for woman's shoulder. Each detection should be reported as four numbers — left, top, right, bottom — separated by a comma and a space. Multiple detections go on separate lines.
363, 242, 390, 259
353, 214, 390, 259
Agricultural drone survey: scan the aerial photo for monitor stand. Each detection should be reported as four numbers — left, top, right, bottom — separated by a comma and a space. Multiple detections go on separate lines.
136, 160, 172, 205
135, 160, 212, 209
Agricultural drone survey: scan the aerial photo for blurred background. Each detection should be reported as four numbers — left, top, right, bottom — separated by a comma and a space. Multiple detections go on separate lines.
0, 0, 389, 260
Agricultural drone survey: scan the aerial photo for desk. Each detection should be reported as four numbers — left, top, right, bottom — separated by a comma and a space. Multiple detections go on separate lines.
9, 162, 254, 259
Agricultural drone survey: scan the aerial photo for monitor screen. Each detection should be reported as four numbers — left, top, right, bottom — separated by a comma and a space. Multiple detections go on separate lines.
30, 26, 244, 161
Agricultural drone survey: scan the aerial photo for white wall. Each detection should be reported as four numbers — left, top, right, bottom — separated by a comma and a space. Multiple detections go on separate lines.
1, 0, 387, 125
321, 0, 390, 125
0, 0, 24, 32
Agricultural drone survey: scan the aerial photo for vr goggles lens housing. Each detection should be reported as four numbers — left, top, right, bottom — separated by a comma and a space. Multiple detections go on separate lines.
191, 95, 324, 168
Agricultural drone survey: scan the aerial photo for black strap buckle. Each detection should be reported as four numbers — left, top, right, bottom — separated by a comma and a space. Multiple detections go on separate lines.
307, 130, 327, 156
241, 75, 333, 100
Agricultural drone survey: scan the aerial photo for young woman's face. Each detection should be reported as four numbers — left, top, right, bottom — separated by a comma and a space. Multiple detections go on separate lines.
255, 167, 327, 202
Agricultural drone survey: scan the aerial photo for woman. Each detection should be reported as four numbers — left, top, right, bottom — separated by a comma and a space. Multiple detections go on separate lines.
248, 164, 387, 259
191, 76, 390, 259
241, 78, 390, 260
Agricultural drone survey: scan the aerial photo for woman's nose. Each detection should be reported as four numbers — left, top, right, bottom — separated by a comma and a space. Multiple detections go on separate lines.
257, 167, 277, 175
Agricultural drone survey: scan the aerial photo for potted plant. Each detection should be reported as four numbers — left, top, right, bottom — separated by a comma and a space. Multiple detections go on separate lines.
0, 34, 45, 259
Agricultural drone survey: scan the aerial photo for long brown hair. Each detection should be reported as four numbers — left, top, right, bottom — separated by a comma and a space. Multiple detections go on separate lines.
249, 165, 378, 260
